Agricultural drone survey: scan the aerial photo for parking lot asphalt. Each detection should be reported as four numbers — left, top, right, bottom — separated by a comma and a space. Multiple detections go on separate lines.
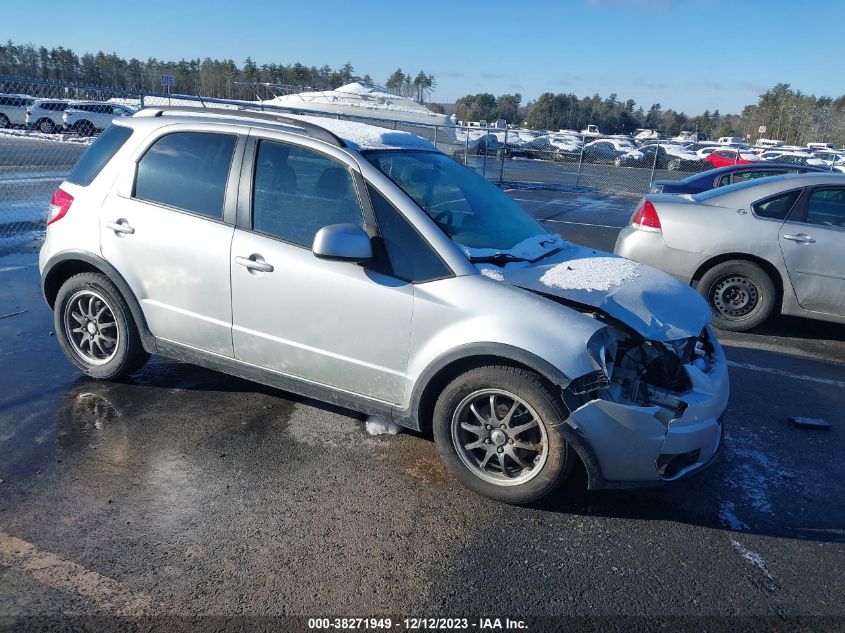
1, 190, 844, 628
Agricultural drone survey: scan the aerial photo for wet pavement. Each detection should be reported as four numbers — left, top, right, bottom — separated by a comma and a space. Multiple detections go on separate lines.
1, 192, 844, 627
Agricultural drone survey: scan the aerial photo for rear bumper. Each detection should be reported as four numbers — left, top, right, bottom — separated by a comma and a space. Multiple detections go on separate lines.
565, 331, 729, 487
613, 226, 704, 284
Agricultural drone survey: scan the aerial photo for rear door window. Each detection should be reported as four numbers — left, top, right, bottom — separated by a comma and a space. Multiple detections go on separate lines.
67, 124, 134, 186
134, 131, 236, 219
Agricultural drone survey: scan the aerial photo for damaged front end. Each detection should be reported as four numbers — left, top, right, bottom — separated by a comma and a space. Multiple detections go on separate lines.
563, 322, 728, 488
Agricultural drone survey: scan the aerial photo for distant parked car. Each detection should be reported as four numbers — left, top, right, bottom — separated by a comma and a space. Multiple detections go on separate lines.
615, 173, 845, 331
473, 133, 505, 156
618, 144, 706, 172
0, 93, 35, 128
63, 102, 136, 136
26, 99, 75, 134
582, 138, 637, 164
812, 151, 845, 172
705, 148, 761, 168
518, 136, 581, 161
761, 151, 827, 168
649, 163, 830, 194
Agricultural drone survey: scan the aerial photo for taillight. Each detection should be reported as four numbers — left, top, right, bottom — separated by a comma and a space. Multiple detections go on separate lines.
26, 109, 32, 116
47, 188, 74, 225
631, 199, 662, 232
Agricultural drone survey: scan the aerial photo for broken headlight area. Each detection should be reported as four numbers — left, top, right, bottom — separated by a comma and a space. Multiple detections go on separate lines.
568, 327, 717, 414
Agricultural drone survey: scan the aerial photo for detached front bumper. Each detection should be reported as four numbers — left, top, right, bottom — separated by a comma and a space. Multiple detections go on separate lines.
565, 333, 729, 488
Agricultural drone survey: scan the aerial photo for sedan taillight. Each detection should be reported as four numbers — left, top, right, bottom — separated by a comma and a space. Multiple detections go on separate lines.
631, 199, 662, 232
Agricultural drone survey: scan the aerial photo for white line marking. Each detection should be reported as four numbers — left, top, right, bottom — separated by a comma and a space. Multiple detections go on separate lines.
0, 530, 152, 614
541, 218, 623, 229
726, 360, 845, 388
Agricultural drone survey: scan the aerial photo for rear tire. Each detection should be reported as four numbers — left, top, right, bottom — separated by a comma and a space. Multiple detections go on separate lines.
0, 114, 9, 129
433, 366, 575, 505
667, 157, 681, 170
697, 260, 776, 331
54, 272, 149, 380
38, 118, 55, 134
76, 120, 95, 136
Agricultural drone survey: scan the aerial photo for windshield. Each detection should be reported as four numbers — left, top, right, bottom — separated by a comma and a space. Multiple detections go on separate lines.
365, 150, 548, 251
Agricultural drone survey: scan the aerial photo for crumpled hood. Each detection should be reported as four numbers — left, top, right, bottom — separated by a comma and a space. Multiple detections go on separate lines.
485, 243, 712, 341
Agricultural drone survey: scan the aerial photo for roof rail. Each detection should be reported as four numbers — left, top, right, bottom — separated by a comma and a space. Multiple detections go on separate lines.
134, 105, 345, 148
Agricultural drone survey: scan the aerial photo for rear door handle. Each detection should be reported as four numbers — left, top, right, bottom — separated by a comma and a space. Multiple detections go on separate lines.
235, 255, 274, 273
782, 233, 816, 244
105, 220, 134, 235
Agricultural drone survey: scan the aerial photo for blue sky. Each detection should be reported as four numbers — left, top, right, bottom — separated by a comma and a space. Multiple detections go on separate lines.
7, 0, 843, 114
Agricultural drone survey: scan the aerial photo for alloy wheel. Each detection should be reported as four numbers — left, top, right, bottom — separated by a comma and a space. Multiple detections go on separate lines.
62, 290, 120, 365
450, 389, 548, 486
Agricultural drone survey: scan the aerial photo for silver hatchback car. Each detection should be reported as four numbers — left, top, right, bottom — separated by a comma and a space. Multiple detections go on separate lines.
40, 107, 728, 504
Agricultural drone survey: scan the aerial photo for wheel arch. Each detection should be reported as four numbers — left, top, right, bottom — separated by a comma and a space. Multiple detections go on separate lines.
690, 252, 786, 307
406, 344, 572, 437
42, 251, 154, 350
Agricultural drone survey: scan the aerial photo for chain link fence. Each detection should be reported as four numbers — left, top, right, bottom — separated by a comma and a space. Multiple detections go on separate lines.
2, 75, 843, 241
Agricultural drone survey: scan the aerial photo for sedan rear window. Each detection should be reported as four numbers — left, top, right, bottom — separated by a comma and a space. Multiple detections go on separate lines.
135, 132, 236, 220
67, 124, 133, 186
752, 189, 802, 220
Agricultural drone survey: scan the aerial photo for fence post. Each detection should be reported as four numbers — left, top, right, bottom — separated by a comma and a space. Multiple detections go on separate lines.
464, 127, 470, 166
139, 94, 145, 109
482, 127, 488, 177
433, 125, 437, 151
649, 142, 659, 186
575, 134, 586, 189
499, 128, 507, 184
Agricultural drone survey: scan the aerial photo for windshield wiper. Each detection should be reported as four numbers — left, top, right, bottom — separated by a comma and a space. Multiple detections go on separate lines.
469, 247, 561, 265
468, 253, 530, 264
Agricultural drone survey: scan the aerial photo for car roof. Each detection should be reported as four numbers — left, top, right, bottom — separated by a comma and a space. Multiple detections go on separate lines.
693, 172, 845, 202
130, 106, 436, 152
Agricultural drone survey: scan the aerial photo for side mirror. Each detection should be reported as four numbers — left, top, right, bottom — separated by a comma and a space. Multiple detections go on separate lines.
312, 223, 373, 263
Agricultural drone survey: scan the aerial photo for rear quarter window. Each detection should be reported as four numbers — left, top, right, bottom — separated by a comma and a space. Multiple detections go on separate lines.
66, 124, 134, 187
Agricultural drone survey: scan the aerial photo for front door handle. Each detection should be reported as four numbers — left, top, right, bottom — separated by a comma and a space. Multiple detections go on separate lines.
235, 255, 274, 273
782, 233, 816, 244
105, 220, 135, 235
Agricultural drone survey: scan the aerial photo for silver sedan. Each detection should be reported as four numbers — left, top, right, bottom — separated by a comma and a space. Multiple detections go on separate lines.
614, 173, 845, 331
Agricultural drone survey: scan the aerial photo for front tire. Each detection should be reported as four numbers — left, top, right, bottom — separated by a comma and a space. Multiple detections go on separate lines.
433, 366, 575, 504
0, 114, 10, 129
54, 272, 149, 380
697, 260, 776, 331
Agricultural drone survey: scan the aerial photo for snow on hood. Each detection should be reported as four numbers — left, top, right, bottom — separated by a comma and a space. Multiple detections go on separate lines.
287, 114, 436, 151
475, 242, 712, 341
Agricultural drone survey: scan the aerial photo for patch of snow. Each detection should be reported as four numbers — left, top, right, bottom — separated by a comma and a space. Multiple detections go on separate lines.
286, 114, 435, 151
460, 233, 566, 262
0, 129, 92, 145
539, 256, 640, 292
478, 267, 504, 281
262, 82, 453, 127
719, 501, 750, 531
730, 539, 775, 581
365, 415, 402, 436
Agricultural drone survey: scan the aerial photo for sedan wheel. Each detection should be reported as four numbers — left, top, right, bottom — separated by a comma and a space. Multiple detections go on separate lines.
697, 260, 776, 331
667, 158, 681, 170
38, 119, 55, 134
